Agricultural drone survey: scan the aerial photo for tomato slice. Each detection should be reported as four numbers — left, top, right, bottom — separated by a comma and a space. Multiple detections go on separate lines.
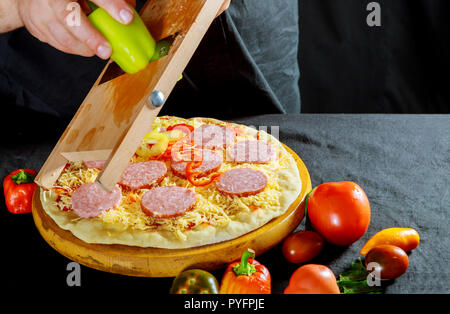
167, 124, 194, 138
187, 170, 222, 187
173, 148, 202, 163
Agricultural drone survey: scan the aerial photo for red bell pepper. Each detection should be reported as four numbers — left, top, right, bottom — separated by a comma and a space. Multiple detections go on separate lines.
220, 248, 271, 294
3, 169, 37, 214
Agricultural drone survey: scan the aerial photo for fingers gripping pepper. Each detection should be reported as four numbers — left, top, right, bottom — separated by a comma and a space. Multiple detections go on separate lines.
220, 248, 271, 294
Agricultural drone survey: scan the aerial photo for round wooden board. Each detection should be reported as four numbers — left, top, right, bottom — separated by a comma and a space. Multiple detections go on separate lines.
32, 144, 311, 277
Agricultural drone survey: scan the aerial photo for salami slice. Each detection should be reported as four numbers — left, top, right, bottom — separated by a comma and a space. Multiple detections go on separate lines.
83, 160, 106, 170
226, 140, 277, 164
71, 182, 122, 218
216, 168, 268, 197
191, 124, 236, 149
119, 161, 167, 190
141, 186, 197, 218
171, 149, 223, 178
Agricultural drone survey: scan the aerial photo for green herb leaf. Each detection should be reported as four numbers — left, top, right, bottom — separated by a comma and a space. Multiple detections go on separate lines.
337, 258, 385, 294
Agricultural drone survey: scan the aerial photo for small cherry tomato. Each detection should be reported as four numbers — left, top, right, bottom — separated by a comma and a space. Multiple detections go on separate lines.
282, 231, 324, 263
284, 264, 340, 294
365, 245, 409, 280
307, 182, 371, 246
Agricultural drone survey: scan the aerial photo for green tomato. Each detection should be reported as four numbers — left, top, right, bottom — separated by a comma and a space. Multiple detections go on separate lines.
170, 269, 219, 294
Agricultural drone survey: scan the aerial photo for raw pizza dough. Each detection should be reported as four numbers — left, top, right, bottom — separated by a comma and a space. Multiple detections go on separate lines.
40, 117, 302, 249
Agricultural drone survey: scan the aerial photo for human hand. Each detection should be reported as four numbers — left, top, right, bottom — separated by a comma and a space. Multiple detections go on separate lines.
17, 0, 135, 59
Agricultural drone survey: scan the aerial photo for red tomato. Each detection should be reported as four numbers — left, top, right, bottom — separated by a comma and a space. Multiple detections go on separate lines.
284, 264, 340, 294
307, 182, 371, 245
365, 245, 409, 280
282, 231, 324, 263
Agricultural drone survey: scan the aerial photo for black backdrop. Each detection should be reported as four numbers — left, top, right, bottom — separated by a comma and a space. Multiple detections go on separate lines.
299, 0, 450, 113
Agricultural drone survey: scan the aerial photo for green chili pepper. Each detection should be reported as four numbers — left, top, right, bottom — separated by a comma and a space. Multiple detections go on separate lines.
87, 2, 166, 74
170, 269, 219, 294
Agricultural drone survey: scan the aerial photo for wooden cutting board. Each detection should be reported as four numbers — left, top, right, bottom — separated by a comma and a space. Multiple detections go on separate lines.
32, 144, 311, 277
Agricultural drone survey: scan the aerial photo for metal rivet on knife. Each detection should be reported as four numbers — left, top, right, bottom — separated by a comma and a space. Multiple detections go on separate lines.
150, 90, 165, 107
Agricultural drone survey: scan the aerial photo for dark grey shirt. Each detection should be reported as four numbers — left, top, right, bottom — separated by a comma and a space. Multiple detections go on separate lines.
0, 0, 301, 120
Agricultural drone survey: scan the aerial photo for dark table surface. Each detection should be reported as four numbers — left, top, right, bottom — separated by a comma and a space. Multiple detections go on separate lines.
2, 114, 449, 294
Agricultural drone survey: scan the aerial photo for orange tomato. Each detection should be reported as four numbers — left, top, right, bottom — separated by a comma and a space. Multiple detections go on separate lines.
282, 231, 324, 263
307, 182, 371, 246
360, 228, 420, 255
284, 264, 340, 294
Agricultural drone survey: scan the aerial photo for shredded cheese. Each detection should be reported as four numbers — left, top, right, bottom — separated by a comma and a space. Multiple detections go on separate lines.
52, 117, 292, 240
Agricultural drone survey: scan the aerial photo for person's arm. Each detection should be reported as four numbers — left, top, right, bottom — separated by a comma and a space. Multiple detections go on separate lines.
0, 0, 24, 33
